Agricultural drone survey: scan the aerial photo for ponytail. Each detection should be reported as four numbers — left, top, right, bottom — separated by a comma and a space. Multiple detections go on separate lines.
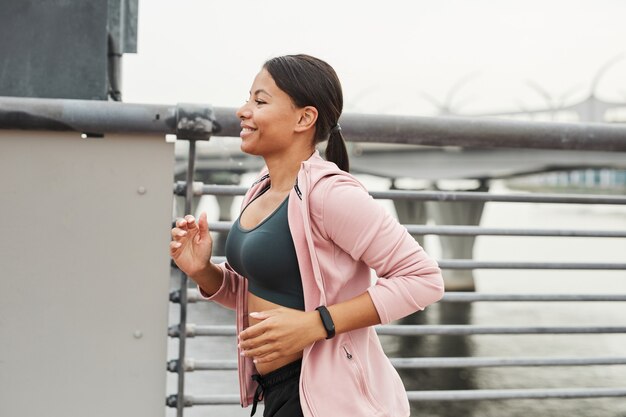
325, 124, 349, 172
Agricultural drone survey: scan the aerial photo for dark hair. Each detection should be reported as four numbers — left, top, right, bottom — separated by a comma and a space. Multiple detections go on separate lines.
263, 54, 349, 172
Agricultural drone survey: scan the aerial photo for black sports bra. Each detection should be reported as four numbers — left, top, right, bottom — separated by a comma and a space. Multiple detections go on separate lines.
225, 190, 304, 310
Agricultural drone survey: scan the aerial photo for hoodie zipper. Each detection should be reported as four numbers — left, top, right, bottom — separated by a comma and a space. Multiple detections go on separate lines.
252, 173, 270, 186
294, 178, 302, 200
297, 164, 326, 417
341, 344, 383, 413
237, 282, 247, 406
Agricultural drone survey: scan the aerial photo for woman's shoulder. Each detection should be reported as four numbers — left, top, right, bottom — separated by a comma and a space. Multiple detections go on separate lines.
306, 153, 365, 190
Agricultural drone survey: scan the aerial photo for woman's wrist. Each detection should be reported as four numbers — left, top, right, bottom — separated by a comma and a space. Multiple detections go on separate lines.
310, 310, 331, 342
190, 262, 223, 295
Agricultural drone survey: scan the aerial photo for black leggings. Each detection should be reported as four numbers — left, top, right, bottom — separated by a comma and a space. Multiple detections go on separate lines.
250, 359, 304, 417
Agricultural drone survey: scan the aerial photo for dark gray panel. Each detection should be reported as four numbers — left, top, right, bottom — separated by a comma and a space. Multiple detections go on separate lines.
0, 0, 108, 100
108, 0, 138, 53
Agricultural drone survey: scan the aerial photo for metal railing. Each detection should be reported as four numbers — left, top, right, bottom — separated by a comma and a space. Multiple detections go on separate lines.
163, 104, 625, 415
167, 184, 626, 411
2, 96, 624, 415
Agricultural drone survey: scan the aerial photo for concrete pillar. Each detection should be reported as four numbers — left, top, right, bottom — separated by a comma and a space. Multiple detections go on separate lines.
390, 180, 429, 247
428, 180, 489, 291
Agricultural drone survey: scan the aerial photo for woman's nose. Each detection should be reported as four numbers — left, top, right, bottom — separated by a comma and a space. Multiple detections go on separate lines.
236, 103, 251, 119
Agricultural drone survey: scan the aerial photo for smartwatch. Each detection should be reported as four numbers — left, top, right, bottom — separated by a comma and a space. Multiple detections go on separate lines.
315, 305, 336, 339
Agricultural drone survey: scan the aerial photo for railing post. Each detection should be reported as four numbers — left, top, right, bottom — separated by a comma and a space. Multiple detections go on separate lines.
172, 103, 217, 415
175, 138, 196, 417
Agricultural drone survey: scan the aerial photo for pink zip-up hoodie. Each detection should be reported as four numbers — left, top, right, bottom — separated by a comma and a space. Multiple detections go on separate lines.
200, 151, 444, 417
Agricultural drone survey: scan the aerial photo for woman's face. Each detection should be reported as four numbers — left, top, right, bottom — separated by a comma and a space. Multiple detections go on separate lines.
236, 69, 301, 157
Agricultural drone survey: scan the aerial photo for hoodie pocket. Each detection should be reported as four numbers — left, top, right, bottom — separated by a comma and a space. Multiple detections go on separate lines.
341, 343, 384, 413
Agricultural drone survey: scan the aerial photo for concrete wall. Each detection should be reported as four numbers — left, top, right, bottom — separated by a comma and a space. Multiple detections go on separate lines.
0, 131, 174, 417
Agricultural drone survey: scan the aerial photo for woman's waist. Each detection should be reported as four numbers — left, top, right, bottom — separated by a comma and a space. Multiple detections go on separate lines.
246, 292, 304, 376
254, 350, 303, 376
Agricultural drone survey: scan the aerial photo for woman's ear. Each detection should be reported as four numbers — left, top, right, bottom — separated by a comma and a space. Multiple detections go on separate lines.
295, 106, 318, 133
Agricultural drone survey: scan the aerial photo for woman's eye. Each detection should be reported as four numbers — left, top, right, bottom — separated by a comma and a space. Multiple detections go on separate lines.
255, 99, 266, 105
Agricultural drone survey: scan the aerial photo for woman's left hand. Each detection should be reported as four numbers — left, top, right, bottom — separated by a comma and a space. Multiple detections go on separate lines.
238, 308, 326, 364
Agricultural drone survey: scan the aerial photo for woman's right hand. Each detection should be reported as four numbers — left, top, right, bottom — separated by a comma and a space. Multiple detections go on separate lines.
170, 212, 213, 278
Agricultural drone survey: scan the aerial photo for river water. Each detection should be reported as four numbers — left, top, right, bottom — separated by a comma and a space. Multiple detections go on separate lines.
166, 177, 626, 417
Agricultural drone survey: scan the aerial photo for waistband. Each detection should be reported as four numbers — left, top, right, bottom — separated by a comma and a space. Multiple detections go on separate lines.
250, 359, 302, 416
254, 359, 302, 389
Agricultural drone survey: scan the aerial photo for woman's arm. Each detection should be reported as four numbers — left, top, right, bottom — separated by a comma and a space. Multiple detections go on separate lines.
238, 292, 379, 364
321, 177, 444, 324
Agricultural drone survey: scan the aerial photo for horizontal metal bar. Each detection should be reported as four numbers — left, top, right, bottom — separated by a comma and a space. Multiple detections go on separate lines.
170, 356, 626, 372
168, 324, 234, 338
378, 325, 626, 336
436, 260, 626, 270
214, 106, 626, 152
172, 388, 626, 406
0, 96, 218, 140
176, 394, 240, 406
391, 356, 626, 369
377, 325, 626, 336
182, 289, 626, 304
5, 97, 626, 151
403, 226, 626, 238
369, 189, 626, 204
170, 359, 237, 372
206, 220, 626, 238
440, 293, 626, 302
6, 98, 626, 151
406, 388, 626, 401
187, 182, 626, 205
167, 394, 240, 407
209, 256, 626, 270
169, 324, 626, 338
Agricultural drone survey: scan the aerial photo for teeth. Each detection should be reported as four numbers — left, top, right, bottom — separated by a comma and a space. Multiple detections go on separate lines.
242, 127, 256, 132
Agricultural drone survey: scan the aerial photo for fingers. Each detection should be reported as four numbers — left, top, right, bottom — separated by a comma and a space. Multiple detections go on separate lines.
171, 227, 187, 240
184, 214, 198, 229
174, 215, 198, 230
253, 352, 281, 364
239, 334, 278, 359
249, 350, 281, 364
169, 240, 182, 252
170, 215, 196, 254
171, 214, 200, 244
198, 212, 209, 239
239, 322, 266, 342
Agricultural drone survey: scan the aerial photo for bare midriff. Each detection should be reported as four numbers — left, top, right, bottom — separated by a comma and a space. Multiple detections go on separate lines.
247, 291, 304, 376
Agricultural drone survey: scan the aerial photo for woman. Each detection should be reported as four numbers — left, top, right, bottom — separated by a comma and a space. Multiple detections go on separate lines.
170, 54, 444, 417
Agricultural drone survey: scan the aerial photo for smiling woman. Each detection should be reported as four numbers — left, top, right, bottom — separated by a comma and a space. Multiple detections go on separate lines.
169, 54, 444, 417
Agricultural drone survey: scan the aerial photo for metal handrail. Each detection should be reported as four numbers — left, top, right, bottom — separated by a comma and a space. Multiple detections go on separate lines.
207, 256, 626, 270
168, 356, 626, 372
205, 220, 626, 237
175, 182, 626, 204
175, 289, 626, 304
177, 387, 626, 405
168, 324, 626, 338
405, 388, 626, 401
4, 97, 626, 151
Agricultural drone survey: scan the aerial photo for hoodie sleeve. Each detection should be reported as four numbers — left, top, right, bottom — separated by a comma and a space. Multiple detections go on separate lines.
196, 263, 244, 311
320, 176, 444, 325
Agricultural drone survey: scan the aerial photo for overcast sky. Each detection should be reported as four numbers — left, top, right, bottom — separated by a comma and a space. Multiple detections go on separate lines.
122, 0, 626, 116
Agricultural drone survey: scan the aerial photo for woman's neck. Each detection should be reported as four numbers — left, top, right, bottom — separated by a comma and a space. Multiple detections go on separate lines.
263, 146, 314, 194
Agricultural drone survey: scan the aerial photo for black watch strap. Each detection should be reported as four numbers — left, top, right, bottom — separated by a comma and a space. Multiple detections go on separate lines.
315, 305, 336, 339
